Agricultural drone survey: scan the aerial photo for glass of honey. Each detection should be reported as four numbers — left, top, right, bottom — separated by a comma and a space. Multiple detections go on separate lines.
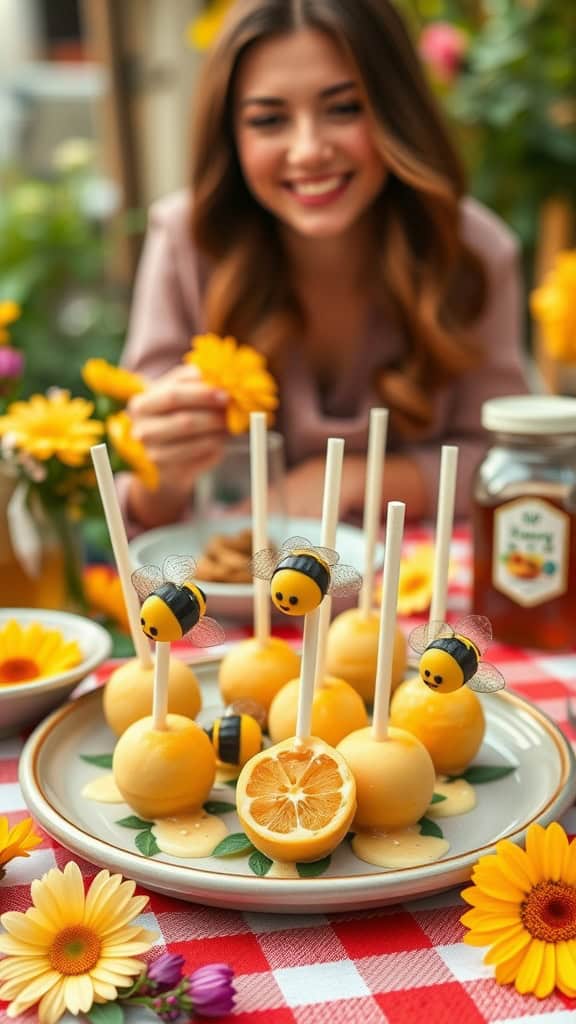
472, 395, 576, 651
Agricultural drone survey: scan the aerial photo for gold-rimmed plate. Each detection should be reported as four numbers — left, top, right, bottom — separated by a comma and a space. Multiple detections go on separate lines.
19, 660, 576, 913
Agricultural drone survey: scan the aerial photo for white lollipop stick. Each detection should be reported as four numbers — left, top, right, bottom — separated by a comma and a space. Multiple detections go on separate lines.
152, 641, 170, 730
429, 445, 459, 625
314, 438, 344, 689
297, 437, 344, 739
359, 408, 389, 617
250, 412, 270, 646
90, 443, 152, 668
372, 501, 406, 741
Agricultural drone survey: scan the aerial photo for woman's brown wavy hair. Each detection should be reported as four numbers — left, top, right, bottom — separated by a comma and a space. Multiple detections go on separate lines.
190, 0, 487, 436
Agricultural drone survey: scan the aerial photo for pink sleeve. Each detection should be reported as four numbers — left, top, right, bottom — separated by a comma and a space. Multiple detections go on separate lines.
121, 200, 200, 379
407, 239, 528, 518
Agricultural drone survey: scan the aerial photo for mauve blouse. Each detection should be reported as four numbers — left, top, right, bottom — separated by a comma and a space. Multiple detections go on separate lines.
121, 190, 527, 522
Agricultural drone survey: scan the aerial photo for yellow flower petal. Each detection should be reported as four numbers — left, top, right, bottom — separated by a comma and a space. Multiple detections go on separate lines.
460, 908, 520, 932
494, 946, 530, 985
460, 886, 522, 914
0, 913, 52, 947
542, 821, 568, 881
525, 824, 548, 881
556, 942, 576, 998
514, 938, 545, 995
37, 978, 67, 1024
495, 839, 539, 891
483, 925, 532, 964
63, 973, 94, 1016
534, 942, 557, 999
561, 837, 576, 886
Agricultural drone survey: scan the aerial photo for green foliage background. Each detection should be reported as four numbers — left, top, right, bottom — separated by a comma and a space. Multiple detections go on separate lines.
399, 0, 576, 262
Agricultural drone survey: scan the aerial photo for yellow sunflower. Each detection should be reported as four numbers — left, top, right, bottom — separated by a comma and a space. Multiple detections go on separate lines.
461, 821, 576, 999
0, 391, 104, 467
106, 411, 159, 491
0, 301, 21, 346
82, 358, 146, 403
184, 332, 278, 434
0, 860, 156, 1023
0, 817, 42, 872
531, 251, 576, 363
374, 543, 448, 615
0, 620, 82, 685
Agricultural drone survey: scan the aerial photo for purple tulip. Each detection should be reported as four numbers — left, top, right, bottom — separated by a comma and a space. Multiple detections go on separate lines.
148, 952, 185, 991
187, 964, 235, 1018
0, 346, 24, 380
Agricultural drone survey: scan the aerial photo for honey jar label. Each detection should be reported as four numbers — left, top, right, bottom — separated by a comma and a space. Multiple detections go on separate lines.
493, 497, 569, 607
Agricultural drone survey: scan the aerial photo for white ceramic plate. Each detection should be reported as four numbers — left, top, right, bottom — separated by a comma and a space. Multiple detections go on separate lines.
19, 659, 576, 913
0, 609, 111, 737
129, 516, 382, 621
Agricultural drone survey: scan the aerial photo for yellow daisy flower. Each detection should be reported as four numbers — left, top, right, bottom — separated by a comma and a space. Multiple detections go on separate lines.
0, 391, 104, 467
0, 621, 82, 685
0, 817, 42, 870
0, 860, 156, 1024
461, 821, 576, 999
186, 0, 233, 50
83, 565, 130, 633
82, 358, 146, 403
531, 250, 576, 363
0, 301, 21, 346
184, 333, 278, 434
107, 411, 159, 491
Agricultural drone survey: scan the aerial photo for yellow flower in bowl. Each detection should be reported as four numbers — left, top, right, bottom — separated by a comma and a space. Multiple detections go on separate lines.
184, 332, 279, 434
0, 620, 82, 685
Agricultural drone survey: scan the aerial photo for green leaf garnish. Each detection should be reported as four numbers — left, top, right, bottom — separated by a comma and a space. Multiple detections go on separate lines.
203, 801, 236, 814
116, 815, 153, 830
454, 764, 517, 784
212, 832, 255, 857
419, 817, 444, 839
249, 851, 273, 876
297, 856, 331, 878
81, 753, 114, 769
431, 792, 447, 803
86, 1001, 125, 1024
135, 830, 160, 857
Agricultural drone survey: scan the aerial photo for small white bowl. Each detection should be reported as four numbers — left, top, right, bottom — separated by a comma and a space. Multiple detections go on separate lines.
0, 608, 112, 737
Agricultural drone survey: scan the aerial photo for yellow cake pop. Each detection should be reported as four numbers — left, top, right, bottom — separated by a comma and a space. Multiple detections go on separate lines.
325, 608, 406, 702
268, 674, 368, 747
104, 656, 201, 736
219, 636, 300, 713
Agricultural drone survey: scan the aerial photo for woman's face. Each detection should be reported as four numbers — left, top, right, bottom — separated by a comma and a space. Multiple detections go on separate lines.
234, 28, 387, 244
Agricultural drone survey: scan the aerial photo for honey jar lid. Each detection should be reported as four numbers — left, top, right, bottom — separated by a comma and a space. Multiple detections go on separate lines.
482, 395, 576, 434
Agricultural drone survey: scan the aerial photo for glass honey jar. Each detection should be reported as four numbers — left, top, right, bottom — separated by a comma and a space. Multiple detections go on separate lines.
472, 395, 576, 651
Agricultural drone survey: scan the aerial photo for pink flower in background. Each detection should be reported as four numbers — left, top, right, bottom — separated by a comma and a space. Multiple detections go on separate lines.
419, 22, 469, 84
0, 346, 23, 380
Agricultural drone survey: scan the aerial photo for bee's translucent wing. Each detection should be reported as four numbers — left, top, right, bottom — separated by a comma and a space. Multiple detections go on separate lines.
329, 563, 363, 596
314, 546, 340, 567
186, 616, 226, 648
131, 565, 164, 602
409, 621, 454, 655
277, 536, 316, 557
251, 548, 278, 580
162, 555, 198, 588
454, 614, 493, 655
468, 662, 506, 693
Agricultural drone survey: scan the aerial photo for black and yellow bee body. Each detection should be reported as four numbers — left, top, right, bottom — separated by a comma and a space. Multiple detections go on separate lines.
409, 615, 505, 695
252, 536, 362, 617
132, 555, 224, 647
206, 714, 262, 768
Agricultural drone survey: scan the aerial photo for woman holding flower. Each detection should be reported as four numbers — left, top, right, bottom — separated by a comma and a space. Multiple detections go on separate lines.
121, 0, 527, 532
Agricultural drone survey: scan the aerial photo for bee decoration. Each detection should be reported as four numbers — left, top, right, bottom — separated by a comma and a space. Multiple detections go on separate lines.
131, 555, 225, 646
251, 535, 362, 616
409, 614, 505, 695
206, 713, 263, 768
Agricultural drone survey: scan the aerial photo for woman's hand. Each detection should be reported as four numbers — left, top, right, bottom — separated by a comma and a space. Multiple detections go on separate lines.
126, 364, 229, 526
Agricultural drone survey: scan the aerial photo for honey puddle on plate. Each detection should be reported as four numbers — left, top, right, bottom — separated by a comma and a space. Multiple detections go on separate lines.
152, 812, 228, 858
267, 861, 300, 879
353, 827, 449, 868
82, 774, 124, 803
429, 777, 476, 818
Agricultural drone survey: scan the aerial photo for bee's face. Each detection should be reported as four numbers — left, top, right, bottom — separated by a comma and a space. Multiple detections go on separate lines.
140, 593, 183, 642
270, 567, 323, 616
419, 648, 464, 694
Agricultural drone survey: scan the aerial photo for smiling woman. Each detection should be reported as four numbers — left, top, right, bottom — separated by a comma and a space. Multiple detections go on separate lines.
120, 0, 527, 534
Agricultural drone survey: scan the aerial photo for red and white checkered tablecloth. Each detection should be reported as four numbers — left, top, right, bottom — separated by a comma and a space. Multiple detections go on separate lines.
2, 527, 576, 1024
